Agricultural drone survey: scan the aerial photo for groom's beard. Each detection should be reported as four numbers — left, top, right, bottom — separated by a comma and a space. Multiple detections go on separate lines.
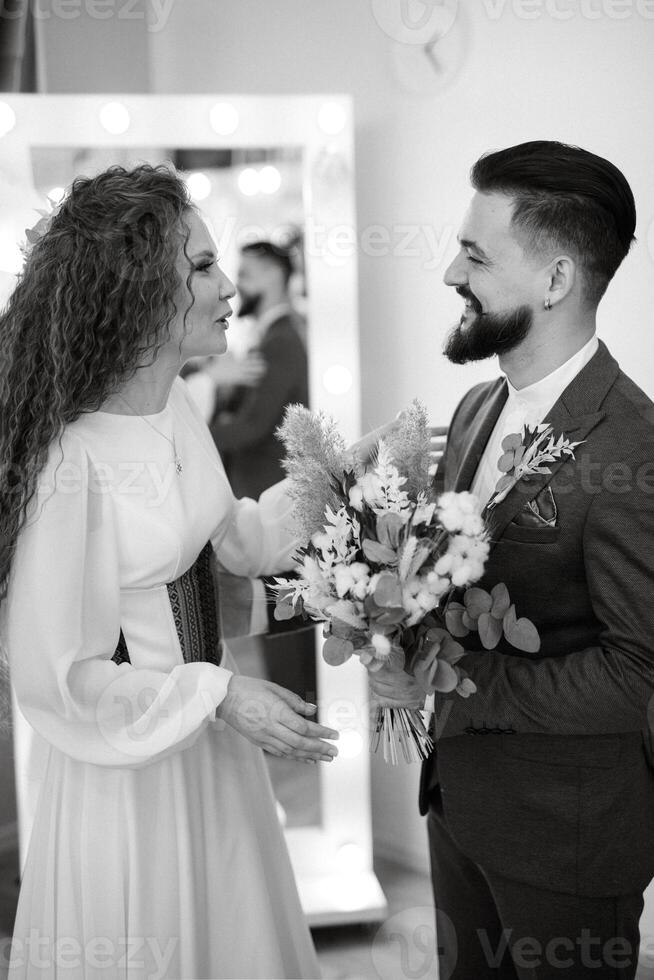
443, 291, 533, 364
237, 290, 262, 319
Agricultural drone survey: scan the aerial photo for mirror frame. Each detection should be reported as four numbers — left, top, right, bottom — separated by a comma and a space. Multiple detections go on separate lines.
0, 93, 387, 926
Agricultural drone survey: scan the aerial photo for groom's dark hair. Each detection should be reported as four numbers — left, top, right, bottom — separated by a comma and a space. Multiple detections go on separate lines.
470, 140, 636, 305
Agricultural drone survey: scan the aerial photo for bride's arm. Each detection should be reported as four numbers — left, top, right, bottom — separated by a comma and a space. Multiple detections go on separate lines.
5, 430, 234, 769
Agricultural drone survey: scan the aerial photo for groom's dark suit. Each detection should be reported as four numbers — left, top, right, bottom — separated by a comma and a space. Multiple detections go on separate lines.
420, 340, 654, 978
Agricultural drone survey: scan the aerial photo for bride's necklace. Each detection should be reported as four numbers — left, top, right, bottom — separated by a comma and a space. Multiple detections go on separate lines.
116, 392, 183, 476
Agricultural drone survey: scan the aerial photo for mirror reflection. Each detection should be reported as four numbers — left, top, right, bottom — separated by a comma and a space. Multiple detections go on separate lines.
29, 143, 320, 829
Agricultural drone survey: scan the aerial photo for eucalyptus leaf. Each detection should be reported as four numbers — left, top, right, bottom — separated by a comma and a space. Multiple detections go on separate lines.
331, 618, 362, 641
503, 604, 517, 633
478, 611, 503, 650
445, 602, 469, 638
274, 599, 297, 621
490, 582, 511, 619
362, 538, 397, 566
462, 611, 478, 630
413, 647, 439, 694
376, 512, 405, 549
464, 587, 493, 618
376, 607, 407, 626
505, 616, 541, 653
322, 636, 355, 666
432, 659, 459, 693
374, 571, 403, 608
501, 433, 523, 452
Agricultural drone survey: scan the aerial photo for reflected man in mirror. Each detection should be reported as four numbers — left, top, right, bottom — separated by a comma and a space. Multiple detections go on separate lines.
209, 240, 311, 699
209, 240, 308, 495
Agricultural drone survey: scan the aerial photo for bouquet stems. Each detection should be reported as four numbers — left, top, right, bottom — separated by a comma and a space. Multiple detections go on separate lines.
369, 704, 434, 765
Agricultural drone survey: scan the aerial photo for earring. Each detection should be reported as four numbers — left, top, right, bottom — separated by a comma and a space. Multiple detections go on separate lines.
544, 298, 552, 311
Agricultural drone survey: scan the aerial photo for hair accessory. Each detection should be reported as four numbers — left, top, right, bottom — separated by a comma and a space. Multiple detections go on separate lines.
19, 195, 63, 263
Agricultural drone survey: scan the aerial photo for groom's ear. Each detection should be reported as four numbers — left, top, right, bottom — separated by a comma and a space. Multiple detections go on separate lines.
545, 255, 577, 308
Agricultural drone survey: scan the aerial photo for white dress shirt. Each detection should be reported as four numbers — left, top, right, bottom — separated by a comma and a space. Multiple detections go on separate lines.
470, 335, 599, 507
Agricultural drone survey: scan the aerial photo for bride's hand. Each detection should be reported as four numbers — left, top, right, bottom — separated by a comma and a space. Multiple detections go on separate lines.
216, 675, 339, 763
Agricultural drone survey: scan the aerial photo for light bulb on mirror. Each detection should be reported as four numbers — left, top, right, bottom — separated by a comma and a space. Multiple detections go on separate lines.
99, 102, 130, 135
209, 102, 239, 136
237, 167, 260, 197
186, 172, 212, 202
323, 364, 353, 396
259, 165, 282, 195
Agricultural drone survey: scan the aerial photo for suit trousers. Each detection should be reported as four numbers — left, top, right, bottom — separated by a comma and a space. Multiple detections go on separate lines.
427, 788, 644, 980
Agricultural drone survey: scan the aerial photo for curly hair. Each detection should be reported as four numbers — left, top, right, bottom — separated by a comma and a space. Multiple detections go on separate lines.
0, 163, 197, 618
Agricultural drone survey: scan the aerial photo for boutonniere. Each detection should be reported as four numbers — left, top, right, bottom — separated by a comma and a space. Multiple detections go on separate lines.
486, 422, 585, 510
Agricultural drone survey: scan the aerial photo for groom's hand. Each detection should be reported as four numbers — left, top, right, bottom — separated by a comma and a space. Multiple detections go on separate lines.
345, 412, 405, 467
367, 663, 425, 708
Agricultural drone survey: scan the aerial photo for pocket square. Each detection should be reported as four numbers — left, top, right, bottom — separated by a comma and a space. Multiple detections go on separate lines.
511, 484, 558, 528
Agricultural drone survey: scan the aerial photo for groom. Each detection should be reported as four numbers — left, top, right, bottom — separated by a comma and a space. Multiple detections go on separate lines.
371, 140, 654, 979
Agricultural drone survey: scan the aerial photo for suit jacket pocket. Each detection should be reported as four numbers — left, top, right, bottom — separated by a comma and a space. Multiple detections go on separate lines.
499, 485, 560, 543
512, 484, 557, 527
500, 733, 621, 768
500, 522, 560, 544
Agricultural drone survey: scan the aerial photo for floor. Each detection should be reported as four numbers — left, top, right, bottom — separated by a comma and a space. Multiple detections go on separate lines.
313, 857, 439, 980
1, 847, 654, 979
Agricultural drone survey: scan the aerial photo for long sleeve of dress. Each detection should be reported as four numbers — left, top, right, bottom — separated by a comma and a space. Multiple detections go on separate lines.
4, 429, 234, 770
213, 480, 302, 578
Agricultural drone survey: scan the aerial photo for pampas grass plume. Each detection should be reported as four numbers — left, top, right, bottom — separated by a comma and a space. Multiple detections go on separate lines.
384, 400, 432, 497
276, 405, 349, 540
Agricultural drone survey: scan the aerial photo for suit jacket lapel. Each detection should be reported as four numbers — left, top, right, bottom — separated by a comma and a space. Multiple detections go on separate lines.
483, 404, 604, 547
453, 379, 508, 491
482, 340, 619, 549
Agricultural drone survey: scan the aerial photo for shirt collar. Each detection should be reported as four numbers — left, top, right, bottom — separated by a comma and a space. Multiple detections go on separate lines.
505, 334, 599, 411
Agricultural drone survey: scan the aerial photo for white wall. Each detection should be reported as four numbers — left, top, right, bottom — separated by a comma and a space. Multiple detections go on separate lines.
148, 0, 654, 876
149, 0, 654, 433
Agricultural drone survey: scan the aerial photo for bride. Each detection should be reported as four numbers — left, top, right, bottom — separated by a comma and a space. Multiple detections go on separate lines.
0, 162, 338, 979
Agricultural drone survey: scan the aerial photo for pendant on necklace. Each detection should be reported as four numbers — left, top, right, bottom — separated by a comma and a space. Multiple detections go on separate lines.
175, 457, 183, 475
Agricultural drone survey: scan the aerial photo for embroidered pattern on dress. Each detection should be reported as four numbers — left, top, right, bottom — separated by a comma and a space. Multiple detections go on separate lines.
111, 540, 224, 667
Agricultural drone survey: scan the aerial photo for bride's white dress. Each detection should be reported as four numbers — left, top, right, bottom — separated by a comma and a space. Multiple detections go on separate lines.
3, 376, 321, 979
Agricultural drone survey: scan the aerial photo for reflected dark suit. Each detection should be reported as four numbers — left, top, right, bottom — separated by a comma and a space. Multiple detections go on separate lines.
209, 311, 313, 698
209, 312, 308, 498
